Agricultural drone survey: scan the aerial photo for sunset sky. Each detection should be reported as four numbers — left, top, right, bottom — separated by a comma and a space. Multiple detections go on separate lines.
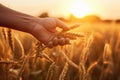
0, 0, 120, 19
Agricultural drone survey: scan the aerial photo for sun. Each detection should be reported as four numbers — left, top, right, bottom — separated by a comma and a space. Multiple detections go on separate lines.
70, 0, 92, 18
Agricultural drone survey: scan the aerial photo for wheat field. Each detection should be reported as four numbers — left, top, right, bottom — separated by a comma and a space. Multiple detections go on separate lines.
0, 21, 120, 80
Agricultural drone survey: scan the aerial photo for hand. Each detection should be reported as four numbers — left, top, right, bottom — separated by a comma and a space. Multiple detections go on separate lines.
31, 18, 70, 48
0, 4, 69, 48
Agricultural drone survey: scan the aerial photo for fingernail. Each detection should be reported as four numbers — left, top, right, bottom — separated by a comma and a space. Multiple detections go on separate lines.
47, 41, 53, 48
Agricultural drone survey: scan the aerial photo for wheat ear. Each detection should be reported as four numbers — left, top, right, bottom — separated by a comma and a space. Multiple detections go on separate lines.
7, 29, 14, 52
2, 28, 7, 40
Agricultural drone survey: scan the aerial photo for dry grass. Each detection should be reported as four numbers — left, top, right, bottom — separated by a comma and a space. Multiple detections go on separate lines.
0, 21, 120, 80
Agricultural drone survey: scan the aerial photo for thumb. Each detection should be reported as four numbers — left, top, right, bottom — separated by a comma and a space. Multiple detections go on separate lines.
56, 19, 70, 31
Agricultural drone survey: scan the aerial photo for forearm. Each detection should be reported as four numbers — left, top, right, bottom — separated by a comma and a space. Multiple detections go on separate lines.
0, 4, 37, 33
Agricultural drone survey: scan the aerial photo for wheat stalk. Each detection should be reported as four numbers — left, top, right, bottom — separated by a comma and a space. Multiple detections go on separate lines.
61, 50, 79, 69
87, 61, 98, 77
59, 63, 68, 80
30, 69, 42, 76
33, 42, 41, 63
46, 62, 55, 80
79, 63, 87, 80
38, 52, 54, 62
34, 41, 45, 63
17, 55, 29, 79
33, 41, 54, 63
14, 34, 25, 58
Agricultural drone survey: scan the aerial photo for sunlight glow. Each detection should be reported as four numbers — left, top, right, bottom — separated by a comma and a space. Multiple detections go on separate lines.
70, 0, 92, 18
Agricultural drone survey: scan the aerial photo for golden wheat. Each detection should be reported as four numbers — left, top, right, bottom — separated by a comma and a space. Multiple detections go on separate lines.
59, 63, 68, 80
0, 22, 120, 80
17, 55, 29, 79
46, 62, 55, 80
1, 28, 7, 40
79, 63, 87, 80
103, 43, 113, 62
61, 50, 79, 69
80, 34, 93, 64
14, 34, 25, 58
87, 61, 98, 77
7, 29, 14, 52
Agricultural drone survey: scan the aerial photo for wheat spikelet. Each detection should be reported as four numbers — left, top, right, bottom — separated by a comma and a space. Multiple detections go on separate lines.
0, 32, 13, 60
58, 32, 85, 40
80, 34, 93, 64
103, 43, 113, 62
46, 62, 55, 80
69, 24, 81, 30
98, 43, 113, 80
57, 32, 85, 40
56, 24, 84, 40
59, 63, 68, 80
63, 32, 85, 37
1, 28, 7, 40
78, 34, 93, 80
7, 29, 14, 52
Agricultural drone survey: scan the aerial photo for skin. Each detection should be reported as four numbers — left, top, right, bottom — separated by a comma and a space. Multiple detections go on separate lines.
0, 4, 70, 48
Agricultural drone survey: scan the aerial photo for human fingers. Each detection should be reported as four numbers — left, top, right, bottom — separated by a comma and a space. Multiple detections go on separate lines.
65, 38, 70, 44
53, 37, 59, 46
46, 37, 70, 48
52, 37, 70, 46
59, 37, 70, 45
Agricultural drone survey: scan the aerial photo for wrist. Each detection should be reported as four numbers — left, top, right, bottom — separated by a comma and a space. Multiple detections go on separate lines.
28, 18, 44, 34
24, 17, 38, 34
15, 14, 39, 34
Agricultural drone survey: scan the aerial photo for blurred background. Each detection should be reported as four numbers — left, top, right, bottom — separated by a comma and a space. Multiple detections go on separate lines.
1, 0, 120, 20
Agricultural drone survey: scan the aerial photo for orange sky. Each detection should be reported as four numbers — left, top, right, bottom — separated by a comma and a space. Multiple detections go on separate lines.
1, 0, 120, 19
